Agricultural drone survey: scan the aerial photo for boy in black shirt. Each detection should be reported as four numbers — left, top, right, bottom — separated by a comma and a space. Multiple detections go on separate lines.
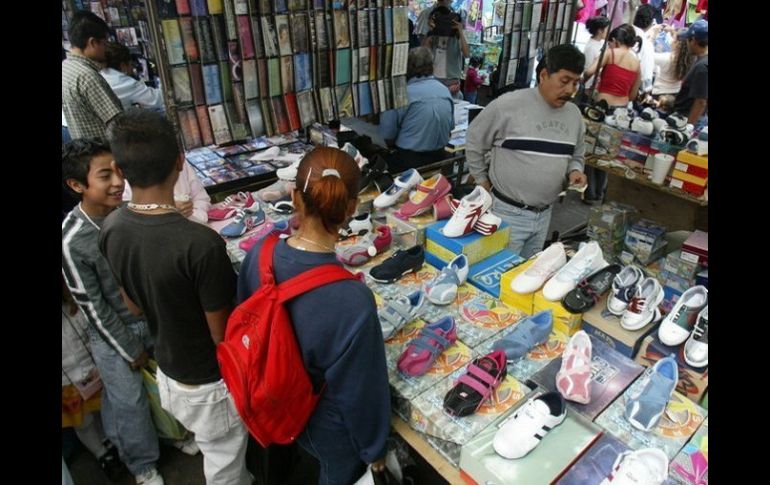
674, 20, 708, 127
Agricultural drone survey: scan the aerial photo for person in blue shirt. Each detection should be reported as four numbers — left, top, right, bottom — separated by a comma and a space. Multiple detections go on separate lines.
237, 147, 391, 485
379, 46, 455, 173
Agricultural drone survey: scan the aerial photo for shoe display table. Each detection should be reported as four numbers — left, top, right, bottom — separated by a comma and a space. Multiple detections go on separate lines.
584, 156, 708, 232
391, 416, 466, 485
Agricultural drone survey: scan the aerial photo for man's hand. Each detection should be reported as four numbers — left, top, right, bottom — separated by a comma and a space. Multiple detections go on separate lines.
478, 179, 492, 192
371, 457, 387, 474
130, 350, 149, 370
176, 199, 194, 218
568, 170, 587, 187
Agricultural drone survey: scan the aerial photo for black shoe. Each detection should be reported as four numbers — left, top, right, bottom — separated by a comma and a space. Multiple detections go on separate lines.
369, 246, 425, 283
561, 264, 622, 314
97, 446, 128, 482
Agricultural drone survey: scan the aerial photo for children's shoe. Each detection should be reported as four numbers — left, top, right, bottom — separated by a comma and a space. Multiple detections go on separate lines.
255, 179, 295, 202
542, 241, 608, 301
395, 174, 452, 218
510, 243, 567, 294
238, 220, 292, 252
397, 316, 457, 377
624, 356, 678, 432
207, 206, 238, 221
369, 245, 425, 283
684, 305, 708, 368
441, 185, 493, 238
555, 331, 593, 404
561, 264, 622, 314
607, 265, 644, 316
658, 285, 708, 346
443, 350, 507, 417
600, 448, 670, 485
424, 254, 469, 305
219, 209, 266, 238
493, 392, 567, 459
378, 290, 426, 340
492, 310, 553, 362
339, 212, 373, 239
447, 198, 502, 235
336, 226, 392, 266
620, 277, 664, 331
135, 467, 164, 485
373, 168, 423, 209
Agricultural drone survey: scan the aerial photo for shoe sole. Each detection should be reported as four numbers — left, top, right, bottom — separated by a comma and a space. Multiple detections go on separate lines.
620, 307, 661, 331
370, 264, 423, 284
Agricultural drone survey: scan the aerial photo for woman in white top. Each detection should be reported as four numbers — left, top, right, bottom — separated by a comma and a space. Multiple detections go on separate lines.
652, 28, 694, 97
101, 42, 164, 111
582, 16, 611, 89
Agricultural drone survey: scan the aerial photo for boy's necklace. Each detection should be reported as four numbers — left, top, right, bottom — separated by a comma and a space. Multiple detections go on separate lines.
127, 202, 179, 212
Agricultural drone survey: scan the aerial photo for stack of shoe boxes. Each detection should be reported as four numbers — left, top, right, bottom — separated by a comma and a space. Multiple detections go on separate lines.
617, 132, 655, 169
583, 119, 602, 154
622, 219, 668, 266
424, 220, 511, 268
681, 230, 708, 266
594, 124, 623, 158
669, 150, 708, 196
658, 249, 702, 313
587, 202, 637, 262
635, 333, 708, 403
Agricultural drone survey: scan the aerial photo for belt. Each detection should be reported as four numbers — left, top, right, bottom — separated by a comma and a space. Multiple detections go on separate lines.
492, 188, 550, 213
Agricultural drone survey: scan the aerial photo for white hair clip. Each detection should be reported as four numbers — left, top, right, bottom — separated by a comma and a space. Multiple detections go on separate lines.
321, 169, 341, 178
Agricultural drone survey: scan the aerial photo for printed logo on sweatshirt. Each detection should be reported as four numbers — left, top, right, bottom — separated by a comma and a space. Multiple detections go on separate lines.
535, 120, 569, 135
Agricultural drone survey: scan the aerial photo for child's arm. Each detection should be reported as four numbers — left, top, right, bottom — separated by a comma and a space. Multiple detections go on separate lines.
177, 162, 211, 224
62, 243, 145, 365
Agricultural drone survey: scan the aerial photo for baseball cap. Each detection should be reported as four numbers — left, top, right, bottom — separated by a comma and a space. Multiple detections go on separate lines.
678, 19, 708, 42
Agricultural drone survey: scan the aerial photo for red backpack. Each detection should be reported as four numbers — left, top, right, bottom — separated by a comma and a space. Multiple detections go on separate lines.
217, 234, 357, 446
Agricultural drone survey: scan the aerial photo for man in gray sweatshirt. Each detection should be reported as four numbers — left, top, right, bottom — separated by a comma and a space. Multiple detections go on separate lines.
466, 44, 588, 258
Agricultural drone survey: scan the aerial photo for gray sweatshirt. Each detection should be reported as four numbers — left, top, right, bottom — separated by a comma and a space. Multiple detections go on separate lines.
62, 205, 144, 363
466, 87, 585, 207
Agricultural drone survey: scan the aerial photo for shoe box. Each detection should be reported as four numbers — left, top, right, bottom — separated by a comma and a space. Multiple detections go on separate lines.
527, 334, 644, 422
425, 219, 511, 267
308, 122, 353, 147
406, 367, 532, 466
634, 333, 708, 403
580, 297, 659, 359
623, 219, 668, 266
465, 250, 526, 298
594, 124, 623, 158
587, 202, 638, 262
669, 417, 709, 485
556, 433, 678, 485
618, 132, 656, 169
499, 259, 537, 314
459, 388, 603, 485
384, 208, 437, 248
668, 177, 707, 197
532, 291, 584, 337
584, 119, 601, 154
681, 230, 708, 266
663, 249, 703, 280
595, 376, 707, 460
660, 285, 683, 314
673, 149, 709, 188
474, 324, 569, 383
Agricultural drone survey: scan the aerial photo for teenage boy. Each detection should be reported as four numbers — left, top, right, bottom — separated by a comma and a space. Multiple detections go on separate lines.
61, 138, 164, 485
99, 110, 250, 485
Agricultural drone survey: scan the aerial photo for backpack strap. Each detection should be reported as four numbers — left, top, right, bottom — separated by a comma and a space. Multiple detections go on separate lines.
276, 264, 358, 304
257, 234, 281, 286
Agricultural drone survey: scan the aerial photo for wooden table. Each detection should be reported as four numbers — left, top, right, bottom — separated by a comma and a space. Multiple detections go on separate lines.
391, 416, 466, 485
585, 156, 708, 231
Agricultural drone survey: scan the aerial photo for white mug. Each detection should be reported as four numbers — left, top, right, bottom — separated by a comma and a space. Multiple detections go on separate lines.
650, 153, 675, 185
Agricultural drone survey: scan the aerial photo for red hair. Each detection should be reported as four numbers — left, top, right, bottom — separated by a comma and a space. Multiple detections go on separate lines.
295, 147, 361, 234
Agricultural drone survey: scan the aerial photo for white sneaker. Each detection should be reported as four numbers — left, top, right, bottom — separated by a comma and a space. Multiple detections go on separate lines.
441, 185, 493, 238
338, 212, 373, 239
542, 241, 608, 301
510, 242, 567, 294
620, 278, 664, 330
492, 392, 567, 459
172, 436, 200, 456
373, 168, 423, 209
135, 467, 164, 485
658, 285, 708, 346
607, 265, 644, 316
600, 448, 669, 485
684, 305, 708, 368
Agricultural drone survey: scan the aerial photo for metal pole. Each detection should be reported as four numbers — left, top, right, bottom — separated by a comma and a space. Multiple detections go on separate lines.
585, 0, 619, 101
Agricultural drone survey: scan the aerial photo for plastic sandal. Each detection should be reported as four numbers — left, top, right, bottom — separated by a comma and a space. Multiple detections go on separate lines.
443, 350, 507, 417
555, 330, 593, 404
378, 290, 425, 340
397, 316, 457, 377
492, 310, 553, 362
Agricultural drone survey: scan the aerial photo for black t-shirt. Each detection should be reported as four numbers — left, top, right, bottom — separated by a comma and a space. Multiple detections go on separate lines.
100, 208, 236, 384
674, 55, 708, 117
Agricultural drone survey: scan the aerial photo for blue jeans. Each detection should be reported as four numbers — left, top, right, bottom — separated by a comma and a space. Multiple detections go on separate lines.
62, 125, 71, 144
296, 402, 367, 485
492, 195, 553, 259
88, 321, 159, 476
464, 91, 478, 104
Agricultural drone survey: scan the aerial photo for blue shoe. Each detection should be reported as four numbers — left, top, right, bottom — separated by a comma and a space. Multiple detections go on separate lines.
625, 355, 678, 432
424, 254, 469, 305
492, 310, 553, 362
219, 208, 266, 238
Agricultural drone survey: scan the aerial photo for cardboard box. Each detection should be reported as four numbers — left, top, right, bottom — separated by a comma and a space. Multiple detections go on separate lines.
663, 250, 701, 280
669, 417, 708, 485
408, 370, 531, 467
668, 177, 706, 197
673, 160, 708, 179
475, 322, 569, 383
528, 334, 644, 421
587, 202, 637, 238
695, 270, 708, 288
660, 285, 683, 315
676, 150, 708, 169
385, 208, 437, 248
467, 250, 526, 298
533, 291, 583, 336
581, 298, 659, 359
499, 260, 536, 315
425, 220, 511, 267
671, 170, 707, 187
622, 131, 654, 148
659, 270, 695, 294
681, 230, 708, 266
460, 392, 602, 485
624, 219, 668, 265
595, 377, 707, 460
635, 334, 708, 402
556, 434, 678, 485
594, 124, 623, 157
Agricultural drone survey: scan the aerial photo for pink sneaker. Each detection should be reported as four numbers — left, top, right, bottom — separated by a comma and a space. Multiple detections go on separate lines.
396, 174, 452, 219
238, 220, 292, 252
555, 330, 593, 404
